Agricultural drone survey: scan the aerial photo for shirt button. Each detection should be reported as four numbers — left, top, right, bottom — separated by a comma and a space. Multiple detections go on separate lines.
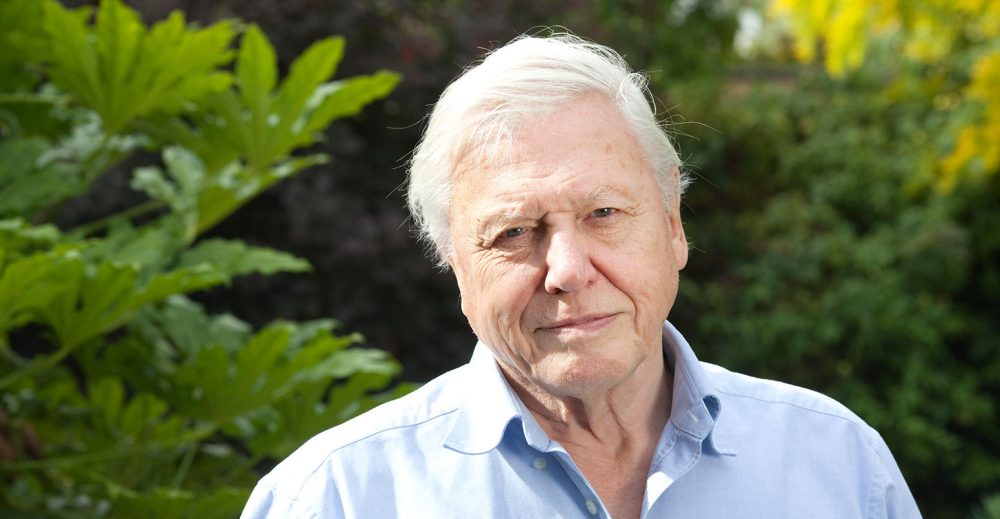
585, 499, 598, 515
533, 457, 547, 470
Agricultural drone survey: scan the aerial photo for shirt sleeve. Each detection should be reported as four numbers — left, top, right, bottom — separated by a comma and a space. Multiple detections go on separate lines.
241, 470, 349, 519
870, 431, 922, 519
241, 480, 280, 519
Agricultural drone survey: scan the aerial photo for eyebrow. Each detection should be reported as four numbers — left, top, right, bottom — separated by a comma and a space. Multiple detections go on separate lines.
583, 185, 630, 205
473, 185, 634, 241
474, 209, 528, 243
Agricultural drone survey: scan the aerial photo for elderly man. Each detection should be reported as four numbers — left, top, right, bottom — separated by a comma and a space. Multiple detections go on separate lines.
243, 35, 920, 518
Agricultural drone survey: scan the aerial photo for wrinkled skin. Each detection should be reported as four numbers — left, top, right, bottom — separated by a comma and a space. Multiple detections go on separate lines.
448, 92, 688, 404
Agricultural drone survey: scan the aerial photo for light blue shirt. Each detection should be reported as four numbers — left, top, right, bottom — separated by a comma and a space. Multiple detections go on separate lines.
243, 322, 920, 518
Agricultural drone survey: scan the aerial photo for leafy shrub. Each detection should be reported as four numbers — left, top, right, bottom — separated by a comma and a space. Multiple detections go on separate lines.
670, 60, 1000, 518
0, 0, 404, 516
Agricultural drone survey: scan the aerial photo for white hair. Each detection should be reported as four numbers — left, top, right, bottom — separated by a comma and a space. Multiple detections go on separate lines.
407, 33, 687, 269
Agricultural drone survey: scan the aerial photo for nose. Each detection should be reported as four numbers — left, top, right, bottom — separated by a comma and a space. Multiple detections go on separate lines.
543, 228, 597, 294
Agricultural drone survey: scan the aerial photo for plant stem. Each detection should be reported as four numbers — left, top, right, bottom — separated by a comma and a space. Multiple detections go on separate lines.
0, 346, 75, 390
170, 442, 199, 489
7, 426, 217, 471
70, 200, 165, 238
0, 93, 71, 104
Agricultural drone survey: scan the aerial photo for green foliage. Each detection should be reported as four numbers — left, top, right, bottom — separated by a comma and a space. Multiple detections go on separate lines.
134, 26, 399, 233
38, 0, 235, 134
669, 58, 999, 518
0, 0, 402, 516
973, 493, 1000, 519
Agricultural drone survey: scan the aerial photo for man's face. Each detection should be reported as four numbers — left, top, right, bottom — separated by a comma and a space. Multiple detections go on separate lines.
448, 93, 688, 399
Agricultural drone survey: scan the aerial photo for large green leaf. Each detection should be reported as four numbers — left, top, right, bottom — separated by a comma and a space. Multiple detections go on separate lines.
0, 4, 411, 514
131, 146, 206, 241
0, 0, 47, 91
0, 219, 60, 263
136, 296, 251, 358
270, 37, 345, 153
0, 250, 79, 338
172, 324, 294, 422
170, 320, 388, 425
0, 108, 147, 217
81, 219, 185, 276
128, 28, 398, 240
196, 155, 330, 236
236, 25, 277, 166
295, 71, 401, 142
239, 372, 412, 459
178, 238, 311, 282
0, 136, 85, 218
137, 29, 398, 172
0, 250, 226, 369
40, 0, 235, 135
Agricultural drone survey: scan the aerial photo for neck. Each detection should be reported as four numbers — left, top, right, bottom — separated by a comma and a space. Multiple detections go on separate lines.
500, 349, 672, 519
501, 347, 672, 456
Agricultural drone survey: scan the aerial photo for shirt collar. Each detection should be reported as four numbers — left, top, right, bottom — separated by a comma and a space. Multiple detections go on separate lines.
663, 321, 736, 457
443, 343, 526, 454
443, 322, 736, 457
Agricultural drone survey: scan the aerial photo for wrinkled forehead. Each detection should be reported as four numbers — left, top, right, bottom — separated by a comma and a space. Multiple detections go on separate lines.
449, 98, 660, 222
451, 93, 649, 183
450, 102, 559, 178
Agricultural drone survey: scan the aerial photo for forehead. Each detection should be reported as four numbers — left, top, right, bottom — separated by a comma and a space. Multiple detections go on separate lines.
451, 94, 655, 216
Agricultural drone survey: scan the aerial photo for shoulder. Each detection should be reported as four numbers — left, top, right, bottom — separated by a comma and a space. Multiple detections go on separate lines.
699, 362, 921, 518
242, 365, 469, 517
701, 361, 886, 451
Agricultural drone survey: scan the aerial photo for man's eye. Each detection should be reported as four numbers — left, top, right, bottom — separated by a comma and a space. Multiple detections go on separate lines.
503, 227, 526, 238
592, 208, 617, 218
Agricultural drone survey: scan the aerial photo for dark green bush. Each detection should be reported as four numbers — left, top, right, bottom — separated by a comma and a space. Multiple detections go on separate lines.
671, 62, 1000, 518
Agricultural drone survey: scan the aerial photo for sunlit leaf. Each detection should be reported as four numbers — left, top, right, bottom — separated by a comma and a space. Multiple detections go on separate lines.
40, 0, 235, 134
178, 238, 310, 281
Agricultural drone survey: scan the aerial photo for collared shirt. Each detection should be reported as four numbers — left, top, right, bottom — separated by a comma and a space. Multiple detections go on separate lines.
242, 322, 921, 518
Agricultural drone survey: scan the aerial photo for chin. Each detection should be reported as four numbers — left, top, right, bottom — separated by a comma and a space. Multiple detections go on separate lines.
539, 355, 634, 396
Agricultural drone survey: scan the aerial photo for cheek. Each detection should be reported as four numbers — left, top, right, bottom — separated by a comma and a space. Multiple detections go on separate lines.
458, 256, 542, 333
599, 226, 678, 310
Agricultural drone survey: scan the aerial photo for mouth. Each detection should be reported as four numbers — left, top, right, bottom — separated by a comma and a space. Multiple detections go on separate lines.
537, 313, 617, 334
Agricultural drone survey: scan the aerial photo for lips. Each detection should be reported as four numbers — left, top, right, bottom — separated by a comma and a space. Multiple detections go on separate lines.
538, 313, 617, 333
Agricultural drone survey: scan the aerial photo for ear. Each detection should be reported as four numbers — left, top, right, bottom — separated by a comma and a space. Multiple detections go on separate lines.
447, 250, 473, 317
666, 167, 688, 270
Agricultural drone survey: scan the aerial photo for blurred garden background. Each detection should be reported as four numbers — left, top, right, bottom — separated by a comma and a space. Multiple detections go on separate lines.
0, 0, 997, 517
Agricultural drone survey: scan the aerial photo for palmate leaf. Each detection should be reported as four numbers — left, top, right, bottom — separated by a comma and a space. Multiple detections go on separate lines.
0, 250, 226, 358
191, 154, 329, 235
178, 238, 310, 282
1, 108, 146, 218
129, 27, 398, 239
235, 366, 410, 459
0, 0, 47, 91
0, 136, 86, 218
0, 219, 60, 263
172, 324, 297, 422
291, 71, 401, 148
81, 219, 186, 277
171, 320, 389, 425
39, 0, 235, 135
128, 145, 327, 241
130, 146, 206, 241
135, 296, 251, 358
36, 260, 226, 351
139, 26, 399, 172
0, 250, 78, 337
236, 25, 277, 165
